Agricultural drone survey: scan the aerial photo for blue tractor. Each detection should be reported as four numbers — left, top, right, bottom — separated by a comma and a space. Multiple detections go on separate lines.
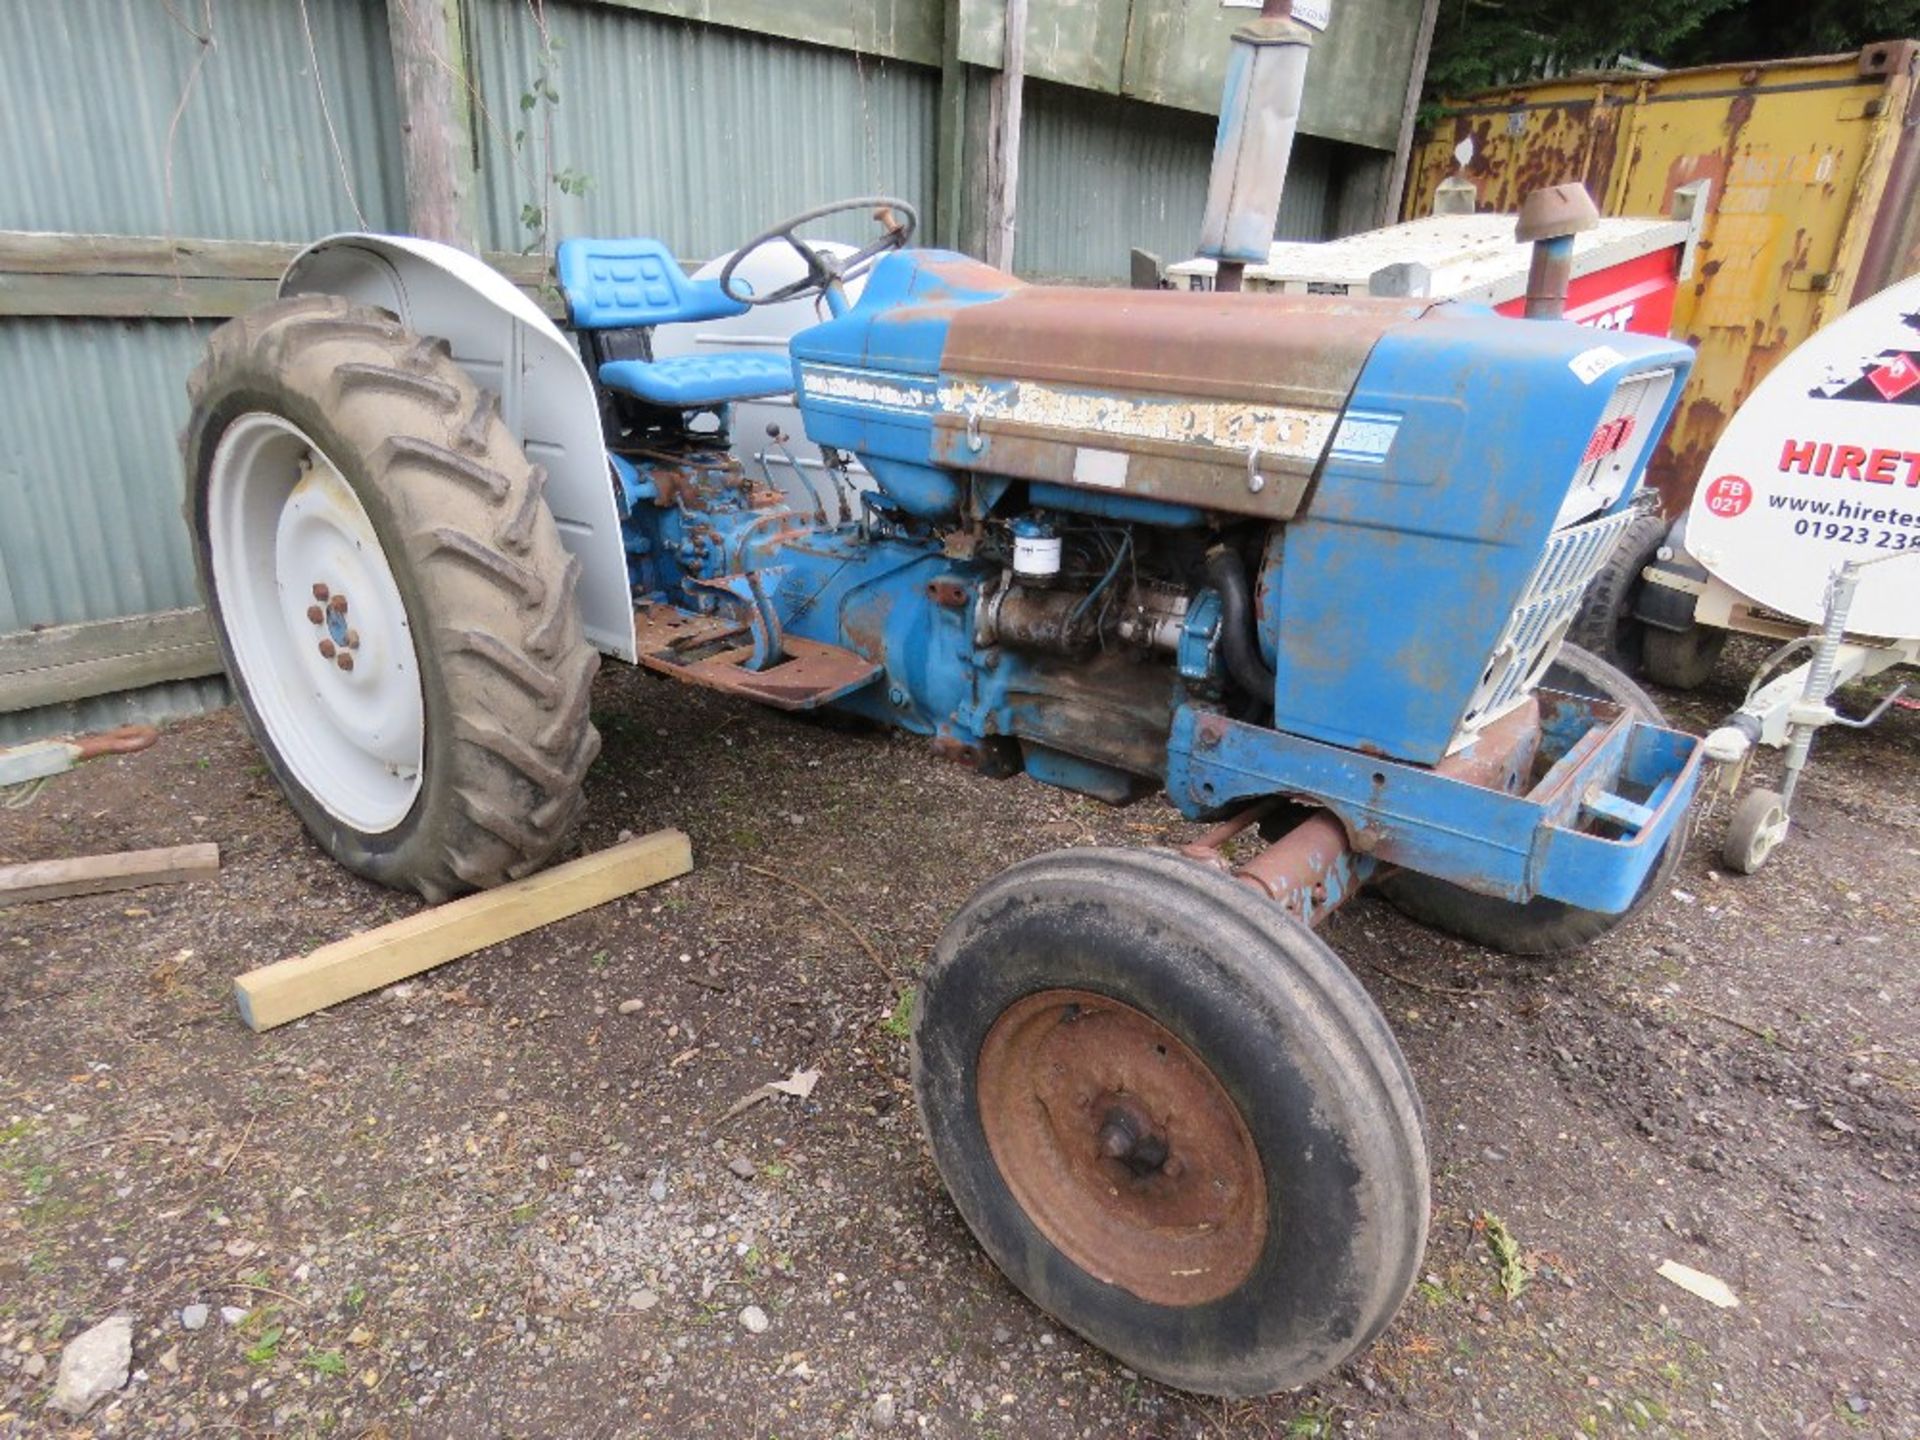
181, 195, 1701, 1394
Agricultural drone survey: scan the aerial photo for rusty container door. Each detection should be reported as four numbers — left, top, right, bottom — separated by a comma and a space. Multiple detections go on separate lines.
1403, 43, 1920, 511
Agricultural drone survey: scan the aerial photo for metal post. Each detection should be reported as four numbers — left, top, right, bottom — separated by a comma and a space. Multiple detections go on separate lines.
1779, 561, 1862, 808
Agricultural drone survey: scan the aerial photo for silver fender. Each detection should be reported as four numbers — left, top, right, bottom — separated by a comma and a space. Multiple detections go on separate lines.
280, 234, 636, 662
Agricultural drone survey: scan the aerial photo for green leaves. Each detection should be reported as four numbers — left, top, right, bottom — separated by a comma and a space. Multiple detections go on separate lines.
511, 34, 592, 250
882, 987, 914, 1039
244, 1325, 284, 1365
303, 1349, 347, 1376
1426, 0, 1920, 104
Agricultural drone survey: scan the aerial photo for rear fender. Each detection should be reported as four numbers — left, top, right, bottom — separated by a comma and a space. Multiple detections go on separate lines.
280, 234, 635, 662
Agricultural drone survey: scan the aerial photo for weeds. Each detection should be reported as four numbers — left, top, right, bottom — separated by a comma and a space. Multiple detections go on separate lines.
882, 988, 915, 1039
1481, 1211, 1530, 1300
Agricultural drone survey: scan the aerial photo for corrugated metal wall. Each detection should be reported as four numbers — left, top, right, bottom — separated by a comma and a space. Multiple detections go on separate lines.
0, 0, 405, 239
1015, 79, 1339, 280
0, 0, 408, 743
0, 319, 230, 746
468, 0, 939, 258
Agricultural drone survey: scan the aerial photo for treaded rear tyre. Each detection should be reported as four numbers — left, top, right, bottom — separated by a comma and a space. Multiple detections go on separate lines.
1373, 644, 1686, 958
182, 294, 600, 900
913, 848, 1429, 1396
1568, 508, 1668, 671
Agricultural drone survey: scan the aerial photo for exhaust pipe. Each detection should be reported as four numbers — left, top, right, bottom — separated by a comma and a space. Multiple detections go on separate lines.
1197, 0, 1312, 293
1516, 183, 1600, 320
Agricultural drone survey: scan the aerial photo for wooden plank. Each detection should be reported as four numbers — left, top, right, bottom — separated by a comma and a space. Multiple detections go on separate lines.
0, 232, 557, 319
0, 271, 281, 320
0, 231, 294, 280
1382, 0, 1442, 228
580, 0, 943, 69
0, 609, 223, 714
232, 830, 695, 1032
0, 843, 221, 906
0, 609, 214, 676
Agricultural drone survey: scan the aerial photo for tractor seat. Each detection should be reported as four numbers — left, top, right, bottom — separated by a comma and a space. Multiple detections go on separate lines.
598, 351, 793, 408
555, 236, 793, 409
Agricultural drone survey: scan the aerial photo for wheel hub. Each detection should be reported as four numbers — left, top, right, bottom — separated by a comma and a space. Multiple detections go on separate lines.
208, 412, 426, 834
975, 988, 1268, 1307
272, 458, 421, 770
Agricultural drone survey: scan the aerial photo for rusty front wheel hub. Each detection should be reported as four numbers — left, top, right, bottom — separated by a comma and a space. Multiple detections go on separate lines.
976, 989, 1267, 1307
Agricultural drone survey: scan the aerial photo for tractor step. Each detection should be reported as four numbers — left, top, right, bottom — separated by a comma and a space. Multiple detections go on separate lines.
631, 602, 881, 711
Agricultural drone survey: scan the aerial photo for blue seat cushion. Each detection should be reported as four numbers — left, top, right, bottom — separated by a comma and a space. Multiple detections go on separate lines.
598, 352, 794, 408
556, 237, 748, 329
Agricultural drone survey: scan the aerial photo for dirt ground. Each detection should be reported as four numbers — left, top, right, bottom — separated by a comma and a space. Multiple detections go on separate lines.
0, 644, 1914, 1440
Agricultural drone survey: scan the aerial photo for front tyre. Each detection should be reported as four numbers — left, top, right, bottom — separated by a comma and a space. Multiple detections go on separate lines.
912, 848, 1429, 1396
183, 295, 600, 900
1374, 643, 1686, 957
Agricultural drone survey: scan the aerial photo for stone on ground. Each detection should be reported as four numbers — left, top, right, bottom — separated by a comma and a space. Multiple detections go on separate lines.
49, 1315, 132, 1416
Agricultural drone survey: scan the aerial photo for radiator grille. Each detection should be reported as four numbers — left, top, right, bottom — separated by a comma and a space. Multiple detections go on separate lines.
1452, 506, 1639, 746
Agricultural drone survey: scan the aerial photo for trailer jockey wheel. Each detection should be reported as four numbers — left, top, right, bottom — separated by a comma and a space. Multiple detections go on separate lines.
1374, 643, 1687, 958
913, 848, 1429, 1396
182, 295, 600, 901
1722, 787, 1789, 875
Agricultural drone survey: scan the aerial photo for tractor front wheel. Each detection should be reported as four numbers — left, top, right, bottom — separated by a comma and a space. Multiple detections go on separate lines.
913, 848, 1429, 1396
182, 295, 600, 900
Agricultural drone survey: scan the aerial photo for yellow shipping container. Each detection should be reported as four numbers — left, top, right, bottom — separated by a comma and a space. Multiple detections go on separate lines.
1404, 42, 1920, 510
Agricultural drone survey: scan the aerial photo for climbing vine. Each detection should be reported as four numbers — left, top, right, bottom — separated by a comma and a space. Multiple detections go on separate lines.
510, 2, 592, 259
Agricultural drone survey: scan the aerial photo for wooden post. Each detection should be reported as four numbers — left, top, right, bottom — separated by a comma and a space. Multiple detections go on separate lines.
983, 0, 1028, 273
1382, 0, 1443, 227
934, 0, 970, 253
0, 844, 221, 906
385, 0, 480, 250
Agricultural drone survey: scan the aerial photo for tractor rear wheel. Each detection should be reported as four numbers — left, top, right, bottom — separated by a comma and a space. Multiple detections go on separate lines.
913, 848, 1428, 1396
1568, 508, 1668, 671
182, 294, 600, 900
1373, 643, 1686, 957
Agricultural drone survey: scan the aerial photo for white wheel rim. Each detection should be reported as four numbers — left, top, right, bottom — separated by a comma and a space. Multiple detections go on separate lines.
208, 412, 426, 834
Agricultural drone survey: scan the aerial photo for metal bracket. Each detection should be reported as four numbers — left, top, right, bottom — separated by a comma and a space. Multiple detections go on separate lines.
693, 568, 789, 672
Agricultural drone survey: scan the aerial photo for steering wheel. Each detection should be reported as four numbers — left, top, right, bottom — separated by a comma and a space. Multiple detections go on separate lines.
719, 196, 918, 307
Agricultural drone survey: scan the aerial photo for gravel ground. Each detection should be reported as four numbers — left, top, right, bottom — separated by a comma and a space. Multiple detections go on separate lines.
0, 644, 1914, 1439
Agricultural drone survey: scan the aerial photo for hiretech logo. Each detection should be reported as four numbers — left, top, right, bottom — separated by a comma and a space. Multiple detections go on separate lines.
1776, 438, 1920, 487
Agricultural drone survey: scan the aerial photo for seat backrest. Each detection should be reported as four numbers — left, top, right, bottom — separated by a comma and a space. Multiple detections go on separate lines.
555, 237, 749, 330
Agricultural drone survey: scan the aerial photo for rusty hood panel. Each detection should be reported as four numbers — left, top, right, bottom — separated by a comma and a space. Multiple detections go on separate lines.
790, 250, 1435, 523
940, 287, 1435, 410
932, 288, 1436, 520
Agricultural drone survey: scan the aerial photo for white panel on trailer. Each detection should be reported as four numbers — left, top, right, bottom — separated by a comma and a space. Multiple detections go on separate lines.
1168, 213, 1689, 304
1686, 273, 1920, 640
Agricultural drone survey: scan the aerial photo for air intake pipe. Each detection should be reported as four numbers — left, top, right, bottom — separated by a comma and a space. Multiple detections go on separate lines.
1204, 547, 1275, 701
